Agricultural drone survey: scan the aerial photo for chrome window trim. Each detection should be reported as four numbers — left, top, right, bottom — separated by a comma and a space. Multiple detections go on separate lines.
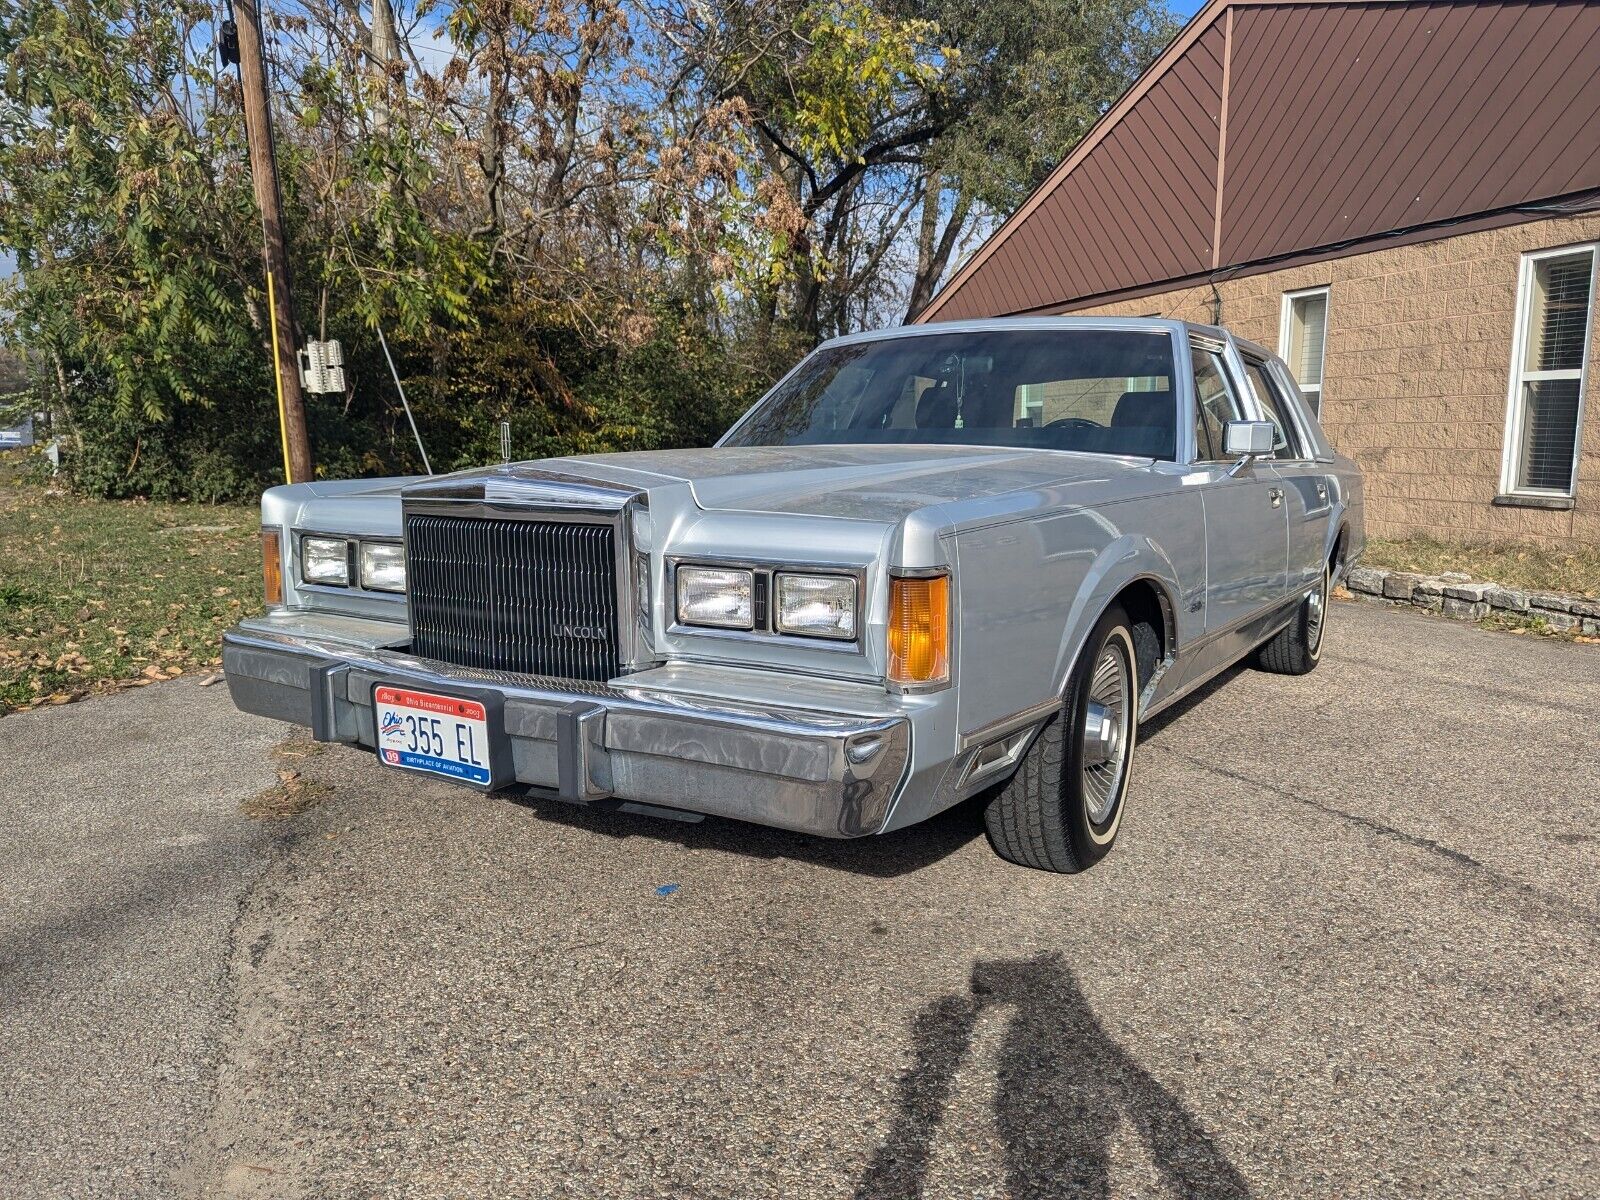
1183, 331, 1251, 465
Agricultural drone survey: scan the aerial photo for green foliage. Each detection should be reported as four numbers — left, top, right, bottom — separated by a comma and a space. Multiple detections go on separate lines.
0, 0, 1177, 501
59, 372, 280, 503
348, 292, 783, 477
779, 2, 948, 164
0, 0, 263, 422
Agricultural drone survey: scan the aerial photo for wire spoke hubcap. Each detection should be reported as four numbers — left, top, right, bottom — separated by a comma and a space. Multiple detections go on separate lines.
1081, 642, 1132, 825
1307, 570, 1328, 652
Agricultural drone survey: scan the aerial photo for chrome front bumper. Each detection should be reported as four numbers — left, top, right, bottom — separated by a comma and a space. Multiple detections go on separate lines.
221, 616, 912, 837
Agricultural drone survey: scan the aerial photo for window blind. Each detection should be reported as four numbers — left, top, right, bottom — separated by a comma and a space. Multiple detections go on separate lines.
1291, 294, 1327, 386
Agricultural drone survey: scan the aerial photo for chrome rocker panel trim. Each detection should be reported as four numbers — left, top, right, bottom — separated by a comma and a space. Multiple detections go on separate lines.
221, 618, 911, 839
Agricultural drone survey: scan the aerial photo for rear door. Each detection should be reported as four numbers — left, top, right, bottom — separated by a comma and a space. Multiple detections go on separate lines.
1188, 337, 1289, 671
1239, 350, 1332, 598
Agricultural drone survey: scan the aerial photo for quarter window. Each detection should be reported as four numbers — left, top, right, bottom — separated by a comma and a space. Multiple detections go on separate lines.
1243, 359, 1303, 460
1502, 246, 1596, 496
1279, 287, 1328, 414
1191, 347, 1245, 461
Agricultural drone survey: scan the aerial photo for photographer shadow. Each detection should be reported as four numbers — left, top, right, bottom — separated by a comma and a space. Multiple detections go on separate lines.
857, 952, 1251, 1199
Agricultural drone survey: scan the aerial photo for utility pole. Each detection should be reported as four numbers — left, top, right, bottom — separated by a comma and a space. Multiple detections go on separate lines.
232, 0, 314, 483
369, 0, 398, 132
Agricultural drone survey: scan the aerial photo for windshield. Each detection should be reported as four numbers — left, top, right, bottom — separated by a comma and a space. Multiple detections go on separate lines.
724, 329, 1179, 460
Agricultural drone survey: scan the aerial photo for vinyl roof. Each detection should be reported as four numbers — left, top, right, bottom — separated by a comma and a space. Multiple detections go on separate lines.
917, 0, 1600, 322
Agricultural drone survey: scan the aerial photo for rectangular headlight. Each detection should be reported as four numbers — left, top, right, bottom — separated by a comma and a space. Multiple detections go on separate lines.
359, 542, 406, 593
676, 566, 754, 630
775, 572, 856, 639
302, 536, 350, 586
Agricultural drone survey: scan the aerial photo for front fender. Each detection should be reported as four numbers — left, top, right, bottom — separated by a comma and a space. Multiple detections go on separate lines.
1049, 536, 1185, 700
950, 495, 1205, 750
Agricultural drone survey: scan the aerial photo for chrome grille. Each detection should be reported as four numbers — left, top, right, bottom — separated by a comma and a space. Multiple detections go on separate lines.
406, 513, 622, 682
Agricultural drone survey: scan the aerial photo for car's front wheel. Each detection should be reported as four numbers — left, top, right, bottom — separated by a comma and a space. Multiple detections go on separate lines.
983, 606, 1139, 873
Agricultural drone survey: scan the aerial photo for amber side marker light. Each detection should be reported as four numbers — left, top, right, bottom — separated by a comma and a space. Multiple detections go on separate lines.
888, 573, 950, 687
262, 528, 284, 607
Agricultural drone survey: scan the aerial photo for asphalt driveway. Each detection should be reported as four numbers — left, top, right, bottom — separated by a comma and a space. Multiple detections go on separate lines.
2, 599, 1597, 1198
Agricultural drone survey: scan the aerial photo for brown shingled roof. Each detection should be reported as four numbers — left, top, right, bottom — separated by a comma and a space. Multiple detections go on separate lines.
917, 0, 1600, 322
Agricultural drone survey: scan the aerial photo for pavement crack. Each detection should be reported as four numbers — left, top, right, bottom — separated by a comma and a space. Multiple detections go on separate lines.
1148, 745, 1600, 936
175, 761, 333, 1200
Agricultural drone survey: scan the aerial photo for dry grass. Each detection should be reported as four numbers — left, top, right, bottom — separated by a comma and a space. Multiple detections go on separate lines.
240, 773, 334, 820
1363, 535, 1600, 598
240, 734, 333, 820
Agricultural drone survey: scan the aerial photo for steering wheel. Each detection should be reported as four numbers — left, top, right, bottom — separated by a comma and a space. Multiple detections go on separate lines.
1044, 416, 1100, 432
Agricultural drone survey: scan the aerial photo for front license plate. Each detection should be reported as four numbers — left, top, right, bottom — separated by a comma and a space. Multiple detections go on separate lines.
374, 684, 496, 787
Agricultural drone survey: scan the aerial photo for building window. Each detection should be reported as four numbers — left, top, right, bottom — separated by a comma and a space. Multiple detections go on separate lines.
1502, 245, 1597, 497
1279, 287, 1329, 414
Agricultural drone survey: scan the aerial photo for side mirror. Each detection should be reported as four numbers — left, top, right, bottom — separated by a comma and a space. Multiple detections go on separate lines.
1223, 420, 1276, 457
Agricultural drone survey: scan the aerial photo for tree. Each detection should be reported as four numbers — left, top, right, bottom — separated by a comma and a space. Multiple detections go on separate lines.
897, 0, 1177, 319
0, 0, 266, 426
0, 0, 1178, 500
668, 0, 951, 339
671, 0, 1176, 339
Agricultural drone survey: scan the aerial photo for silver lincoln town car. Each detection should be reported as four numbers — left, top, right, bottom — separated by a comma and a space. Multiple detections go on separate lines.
223, 317, 1364, 872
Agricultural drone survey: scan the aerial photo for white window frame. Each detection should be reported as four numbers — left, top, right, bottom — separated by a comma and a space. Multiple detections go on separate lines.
1498, 243, 1598, 499
1278, 286, 1329, 414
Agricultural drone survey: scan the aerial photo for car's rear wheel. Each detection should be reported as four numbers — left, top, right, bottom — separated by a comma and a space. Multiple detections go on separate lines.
983, 606, 1139, 873
1254, 562, 1329, 675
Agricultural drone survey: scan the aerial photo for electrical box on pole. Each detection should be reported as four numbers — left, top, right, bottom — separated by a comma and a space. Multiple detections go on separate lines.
298, 340, 346, 394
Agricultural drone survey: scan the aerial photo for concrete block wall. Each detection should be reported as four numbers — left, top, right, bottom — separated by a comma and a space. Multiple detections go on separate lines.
1074, 213, 1600, 546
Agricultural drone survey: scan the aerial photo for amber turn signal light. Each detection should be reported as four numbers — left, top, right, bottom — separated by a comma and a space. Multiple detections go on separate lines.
888, 573, 950, 687
262, 528, 284, 607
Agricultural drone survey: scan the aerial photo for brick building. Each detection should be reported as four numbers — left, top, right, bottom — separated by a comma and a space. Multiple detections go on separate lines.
917, 0, 1600, 545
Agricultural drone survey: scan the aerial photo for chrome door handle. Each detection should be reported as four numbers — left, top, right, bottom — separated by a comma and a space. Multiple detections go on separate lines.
1315, 482, 1328, 501
1268, 487, 1283, 508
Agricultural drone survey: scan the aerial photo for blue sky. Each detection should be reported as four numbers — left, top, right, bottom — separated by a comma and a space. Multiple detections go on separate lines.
1172, 0, 1207, 17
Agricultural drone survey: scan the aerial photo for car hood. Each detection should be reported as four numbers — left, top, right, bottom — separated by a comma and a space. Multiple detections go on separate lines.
536, 444, 1157, 522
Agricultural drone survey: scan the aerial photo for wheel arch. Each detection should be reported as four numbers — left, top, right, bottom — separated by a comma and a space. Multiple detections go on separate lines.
1049, 537, 1184, 709
1327, 518, 1351, 583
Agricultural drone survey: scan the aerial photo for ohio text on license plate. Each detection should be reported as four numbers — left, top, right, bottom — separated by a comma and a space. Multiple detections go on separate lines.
374, 685, 494, 786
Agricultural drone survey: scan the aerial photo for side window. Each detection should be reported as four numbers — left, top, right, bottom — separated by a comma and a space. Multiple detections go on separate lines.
1243, 359, 1304, 460
1190, 347, 1244, 461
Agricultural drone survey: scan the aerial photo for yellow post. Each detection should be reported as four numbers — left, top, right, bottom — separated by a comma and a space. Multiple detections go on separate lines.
266, 271, 294, 484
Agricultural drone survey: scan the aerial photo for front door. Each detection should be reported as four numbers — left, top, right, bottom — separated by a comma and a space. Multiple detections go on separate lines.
1189, 343, 1289, 678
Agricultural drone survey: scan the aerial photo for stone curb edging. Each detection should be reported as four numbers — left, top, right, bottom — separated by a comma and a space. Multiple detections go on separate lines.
1343, 565, 1600, 635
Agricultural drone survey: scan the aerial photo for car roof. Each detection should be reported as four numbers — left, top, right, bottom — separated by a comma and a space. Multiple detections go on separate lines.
818, 315, 1254, 355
